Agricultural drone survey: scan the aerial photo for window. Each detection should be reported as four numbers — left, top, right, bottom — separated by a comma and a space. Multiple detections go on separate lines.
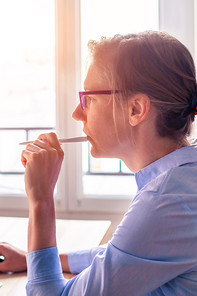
0, 0, 55, 210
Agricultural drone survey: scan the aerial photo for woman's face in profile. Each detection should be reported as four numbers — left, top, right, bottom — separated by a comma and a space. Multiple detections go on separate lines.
72, 62, 132, 159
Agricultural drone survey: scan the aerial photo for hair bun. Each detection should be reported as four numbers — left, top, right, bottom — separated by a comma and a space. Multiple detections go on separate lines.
182, 90, 197, 117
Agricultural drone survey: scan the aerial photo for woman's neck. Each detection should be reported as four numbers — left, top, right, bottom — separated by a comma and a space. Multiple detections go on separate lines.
122, 136, 189, 173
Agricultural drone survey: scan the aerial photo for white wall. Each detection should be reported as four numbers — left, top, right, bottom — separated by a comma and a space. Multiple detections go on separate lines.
159, 0, 195, 58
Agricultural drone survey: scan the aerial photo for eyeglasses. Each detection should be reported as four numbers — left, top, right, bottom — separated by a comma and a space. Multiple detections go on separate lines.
79, 90, 120, 110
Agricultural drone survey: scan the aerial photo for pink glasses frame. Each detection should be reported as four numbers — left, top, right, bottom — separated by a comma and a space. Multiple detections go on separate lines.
79, 90, 120, 110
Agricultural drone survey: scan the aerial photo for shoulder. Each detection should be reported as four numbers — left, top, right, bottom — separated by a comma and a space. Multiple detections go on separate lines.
159, 163, 197, 196
116, 162, 197, 243
112, 164, 197, 258
134, 162, 197, 206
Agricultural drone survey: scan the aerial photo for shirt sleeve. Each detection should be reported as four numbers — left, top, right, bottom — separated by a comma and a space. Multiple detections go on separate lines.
26, 188, 197, 296
26, 247, 75, 296
68, 245, 107, 274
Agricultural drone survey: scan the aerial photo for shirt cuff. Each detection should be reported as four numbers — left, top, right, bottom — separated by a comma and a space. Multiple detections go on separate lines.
26, 247, 64, 281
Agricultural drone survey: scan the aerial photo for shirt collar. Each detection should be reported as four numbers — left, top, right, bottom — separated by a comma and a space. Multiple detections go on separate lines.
135, 144, 197, 191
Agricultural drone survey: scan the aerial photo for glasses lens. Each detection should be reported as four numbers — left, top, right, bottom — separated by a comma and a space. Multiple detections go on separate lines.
79, 93, 85, 110
81, 95, 85, 110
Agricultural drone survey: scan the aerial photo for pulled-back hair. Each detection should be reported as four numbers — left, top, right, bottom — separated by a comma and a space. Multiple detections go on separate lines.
88, 31, 197, 142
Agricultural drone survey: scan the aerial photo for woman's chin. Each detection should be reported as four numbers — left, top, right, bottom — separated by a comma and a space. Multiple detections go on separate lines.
90, 146, 116, 158
90, 147, 103, 158
90, 144, 108, 158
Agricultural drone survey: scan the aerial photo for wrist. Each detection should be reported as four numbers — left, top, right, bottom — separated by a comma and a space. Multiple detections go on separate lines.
28, 192, 54, 206
28, 199, 56, 253
59, 253, 70, 273
29, 197, 54, 213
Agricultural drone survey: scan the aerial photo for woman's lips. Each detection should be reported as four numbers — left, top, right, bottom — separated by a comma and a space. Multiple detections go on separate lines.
83, 130, 92, 143
87, 135, 92, 142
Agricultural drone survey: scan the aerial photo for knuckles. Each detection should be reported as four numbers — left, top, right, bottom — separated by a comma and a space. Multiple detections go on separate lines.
39, 149, 48, 157
30, 148, 63, 164
49, 132, 58, 139
38, 132, 57, 141
22, 135, 64, 165
30, 152, 40, 162
26, 143, 32, 150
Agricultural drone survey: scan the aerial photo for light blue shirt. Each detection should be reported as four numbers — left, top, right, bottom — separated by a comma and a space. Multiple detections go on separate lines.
26, 143, 197, 296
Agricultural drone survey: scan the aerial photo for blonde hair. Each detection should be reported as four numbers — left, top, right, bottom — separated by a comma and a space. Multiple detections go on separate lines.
88, 31, 197, 142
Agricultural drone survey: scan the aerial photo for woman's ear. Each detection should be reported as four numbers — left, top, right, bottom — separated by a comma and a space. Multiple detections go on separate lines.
128, 94, 150, 126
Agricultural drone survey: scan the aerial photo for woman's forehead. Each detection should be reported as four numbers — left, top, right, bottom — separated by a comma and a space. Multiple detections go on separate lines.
84, 63, 110, 91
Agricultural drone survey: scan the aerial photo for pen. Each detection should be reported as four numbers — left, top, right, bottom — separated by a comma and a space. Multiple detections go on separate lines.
19, 136, 88, 145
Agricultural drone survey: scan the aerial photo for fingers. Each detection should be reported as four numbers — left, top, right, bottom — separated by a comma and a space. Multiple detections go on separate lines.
21, 149, 33, 168
22, 142, 50, 164
0, 261, 8, 272
0, 243, 10, 272
21, 132, 64, 201
0, 243, 27, 273
21, 140, 47, 168
32, 133, 64, 158
0, 242, 9, 256
21, 133, 64, 168
38, 132, 62, 150
0, 244, 6, 272
31, 139, 63, 157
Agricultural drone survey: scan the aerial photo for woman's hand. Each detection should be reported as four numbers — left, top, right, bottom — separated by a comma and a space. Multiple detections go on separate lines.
21, 132, 64, 204
21, 132, 64, 252
0, 242, 71, 274
0, 242, 27, 273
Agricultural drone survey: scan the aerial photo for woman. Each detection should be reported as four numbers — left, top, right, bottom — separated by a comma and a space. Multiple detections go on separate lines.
2, 31, 197, 295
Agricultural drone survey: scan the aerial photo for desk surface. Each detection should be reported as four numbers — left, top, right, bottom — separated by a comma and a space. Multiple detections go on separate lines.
0, 217, 111, 296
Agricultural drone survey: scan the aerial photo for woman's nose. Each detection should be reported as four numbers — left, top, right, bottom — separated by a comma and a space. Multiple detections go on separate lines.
72, 104, 86, 122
